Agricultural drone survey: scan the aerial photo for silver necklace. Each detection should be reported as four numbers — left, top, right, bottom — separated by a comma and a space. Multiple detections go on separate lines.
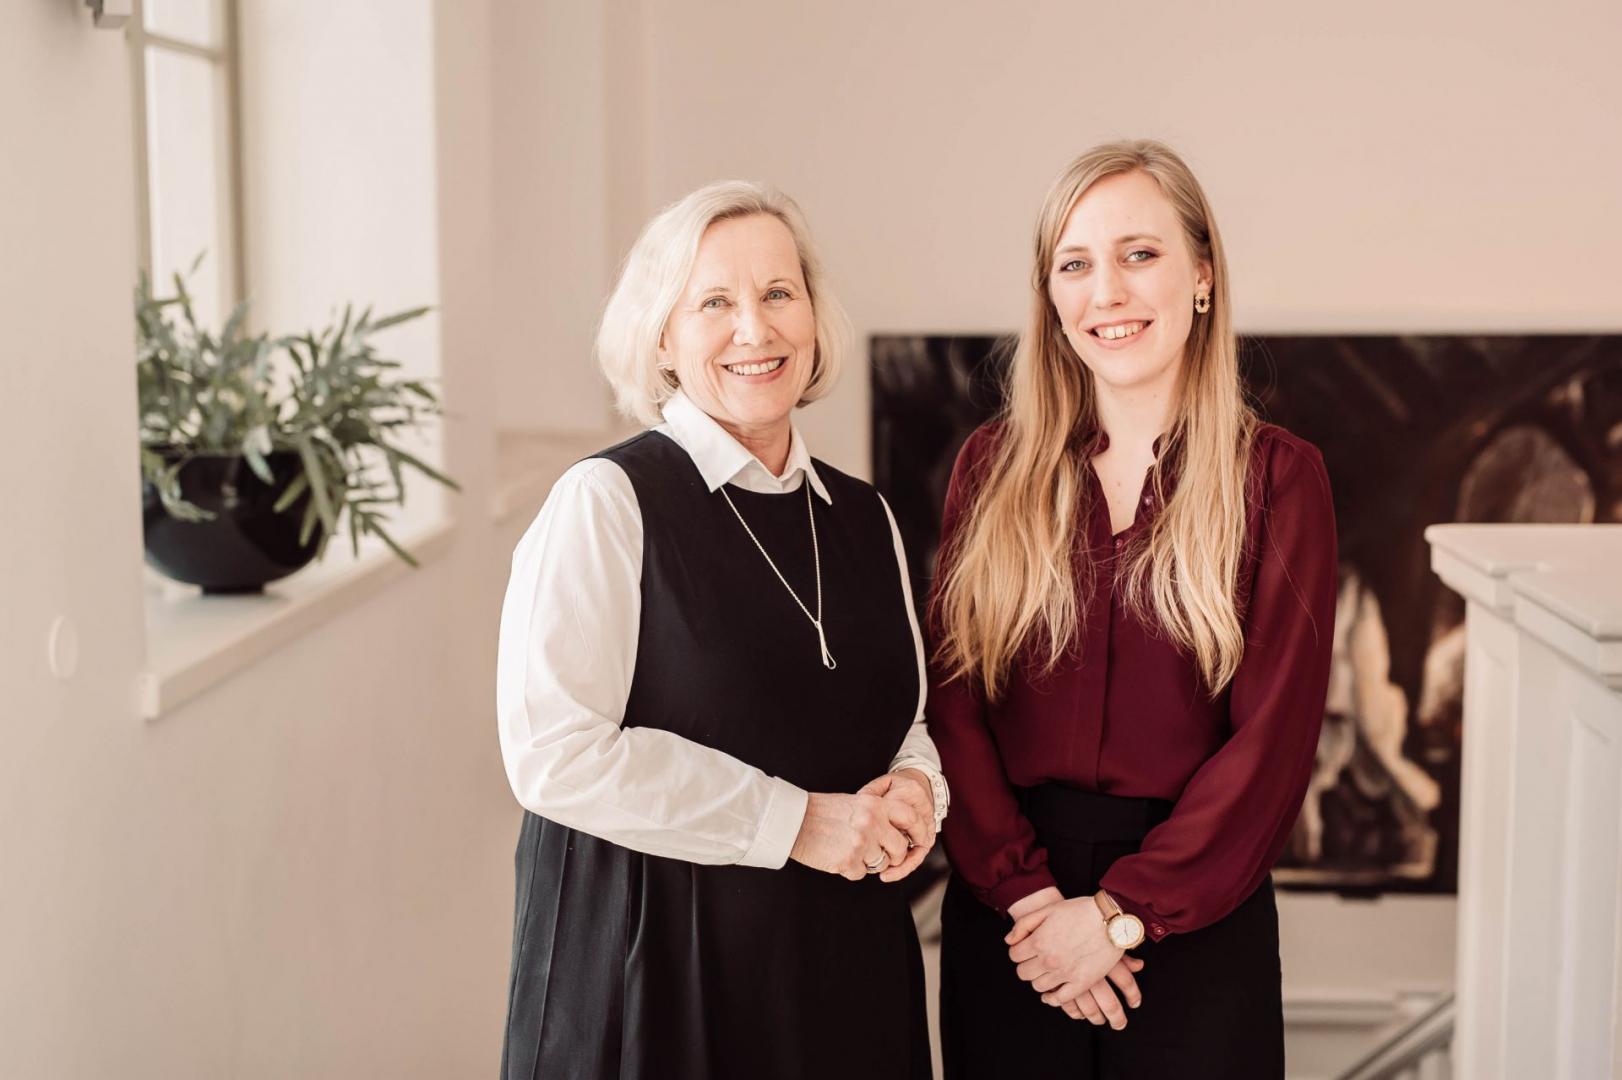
718, 483, 836, 670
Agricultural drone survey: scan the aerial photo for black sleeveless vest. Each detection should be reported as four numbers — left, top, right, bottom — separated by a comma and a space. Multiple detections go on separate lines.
501, 430, 931, 1080
612, 429, 918, 792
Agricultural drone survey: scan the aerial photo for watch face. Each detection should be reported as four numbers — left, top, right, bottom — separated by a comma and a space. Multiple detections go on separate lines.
1109, 916, 1144, 948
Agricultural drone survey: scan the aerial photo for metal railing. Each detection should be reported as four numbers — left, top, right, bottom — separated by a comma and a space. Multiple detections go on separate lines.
1333, 992, 1455, 1080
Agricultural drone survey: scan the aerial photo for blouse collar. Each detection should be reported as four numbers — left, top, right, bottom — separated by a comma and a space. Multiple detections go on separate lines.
1082, 428, 1171, 459
658, 390, 833, 504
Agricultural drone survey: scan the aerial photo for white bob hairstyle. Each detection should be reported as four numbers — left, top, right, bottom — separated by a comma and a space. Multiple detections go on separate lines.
596, 180, 851, 427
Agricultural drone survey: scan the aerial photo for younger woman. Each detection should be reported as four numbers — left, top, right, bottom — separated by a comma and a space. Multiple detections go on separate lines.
929, 140, 1338, 1079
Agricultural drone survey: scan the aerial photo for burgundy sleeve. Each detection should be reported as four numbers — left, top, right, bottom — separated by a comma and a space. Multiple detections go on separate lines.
1100, 436, 1338, 941
928, 428, 1061, 914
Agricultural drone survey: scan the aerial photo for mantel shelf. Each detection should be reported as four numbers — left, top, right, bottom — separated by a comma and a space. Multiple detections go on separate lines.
1426, 524, 1622, 687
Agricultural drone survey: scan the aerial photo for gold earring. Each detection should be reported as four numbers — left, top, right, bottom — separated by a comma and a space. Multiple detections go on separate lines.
1194, 293, 1211, 314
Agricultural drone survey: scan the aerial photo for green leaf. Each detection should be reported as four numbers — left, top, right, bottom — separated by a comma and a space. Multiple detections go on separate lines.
220, 299, 249, 345
364, 516, 420, 567
272, 471, 310, 513
365, 305, 431, 333
347, 501, 362, 558
136, 265, 454, 571
242, 425, 275, 484
243, 445, 274, 485
296, 438, 340, 537
379, 442, 460, 491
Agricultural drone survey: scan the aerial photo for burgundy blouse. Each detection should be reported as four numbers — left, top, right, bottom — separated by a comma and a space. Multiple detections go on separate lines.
927, 422, 1338, 941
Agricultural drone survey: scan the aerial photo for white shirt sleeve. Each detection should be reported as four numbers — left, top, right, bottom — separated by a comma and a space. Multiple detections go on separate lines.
878, 493, 950, 823
496, 457, 809, 868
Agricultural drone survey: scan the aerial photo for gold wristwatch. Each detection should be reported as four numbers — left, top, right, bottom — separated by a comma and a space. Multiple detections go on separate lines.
1093, 889, 1145, 950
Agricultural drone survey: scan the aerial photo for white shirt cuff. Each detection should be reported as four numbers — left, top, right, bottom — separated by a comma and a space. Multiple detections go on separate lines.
738, 777, 810, 869
889, 758, 950, 826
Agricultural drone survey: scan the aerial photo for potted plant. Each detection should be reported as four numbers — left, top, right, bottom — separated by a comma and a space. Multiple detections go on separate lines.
137, 264, 458, 593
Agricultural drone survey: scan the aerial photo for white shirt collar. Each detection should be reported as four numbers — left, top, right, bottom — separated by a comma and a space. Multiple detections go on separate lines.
657, 390, 832, 504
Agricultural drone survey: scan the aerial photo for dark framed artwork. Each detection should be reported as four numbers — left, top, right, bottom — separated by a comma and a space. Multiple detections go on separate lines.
872, 332, 1622, 896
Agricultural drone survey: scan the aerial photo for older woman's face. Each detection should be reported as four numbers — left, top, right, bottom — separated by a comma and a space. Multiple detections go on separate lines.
659, 213, 816, 446
1047, 170, 1211, 398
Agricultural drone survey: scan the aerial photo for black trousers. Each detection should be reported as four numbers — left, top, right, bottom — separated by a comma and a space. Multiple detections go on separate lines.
939, 785, 1284, 1080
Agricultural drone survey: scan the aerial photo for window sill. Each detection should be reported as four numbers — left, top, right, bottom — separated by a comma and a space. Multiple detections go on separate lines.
137, 517, 456, 721
489, 427, 625, 525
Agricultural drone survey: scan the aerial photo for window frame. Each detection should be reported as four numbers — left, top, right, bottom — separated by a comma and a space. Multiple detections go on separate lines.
128, 0, 247, 310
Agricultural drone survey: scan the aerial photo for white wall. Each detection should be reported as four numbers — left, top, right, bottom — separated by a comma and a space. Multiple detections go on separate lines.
1, 2, 512, 1075
239, 0, 447, 530
239, 2, 440, 351
627, 0, 1622, 477
489, 1, 622, 435
0, 4, 147, 1074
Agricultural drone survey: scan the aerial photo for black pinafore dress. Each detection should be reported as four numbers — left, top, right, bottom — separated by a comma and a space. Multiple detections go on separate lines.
501, 431, 931, 1080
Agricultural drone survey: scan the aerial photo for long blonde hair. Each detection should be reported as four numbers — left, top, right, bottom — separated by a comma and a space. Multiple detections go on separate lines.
934, 140, 1257, 700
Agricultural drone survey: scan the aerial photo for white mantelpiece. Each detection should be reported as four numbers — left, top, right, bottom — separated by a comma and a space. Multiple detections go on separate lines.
1426, 524, 1622, 1079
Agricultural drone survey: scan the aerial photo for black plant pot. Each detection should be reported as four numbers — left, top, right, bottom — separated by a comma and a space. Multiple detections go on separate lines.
142, 450, 322, 594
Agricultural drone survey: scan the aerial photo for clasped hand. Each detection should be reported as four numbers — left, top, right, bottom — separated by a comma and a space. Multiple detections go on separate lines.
789, 769, 936, 882
1005, 888, 1145, 1028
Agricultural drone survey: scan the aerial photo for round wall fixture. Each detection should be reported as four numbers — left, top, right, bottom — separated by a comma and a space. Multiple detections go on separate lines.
47, 616, 80, 681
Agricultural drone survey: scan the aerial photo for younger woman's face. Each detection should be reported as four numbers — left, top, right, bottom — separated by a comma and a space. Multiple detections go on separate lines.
1047, 170, 1211, 399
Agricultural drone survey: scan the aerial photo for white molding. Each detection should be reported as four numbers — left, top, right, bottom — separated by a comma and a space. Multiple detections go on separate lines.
1283, 991, 1414, 1029
1429, 546, 1517, 614
1427, 524, 1622, 688
489, 428, 625, 525
1514, 597, 1622, 690
1423, 524, 1622, 579
1429, 525, 1622, 1076
1453, 603, 1518, 1079
137, 518, 455, 721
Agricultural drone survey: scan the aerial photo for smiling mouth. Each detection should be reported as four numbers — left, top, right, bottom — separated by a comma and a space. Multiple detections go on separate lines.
1090, 320, 1151, 341
723, 357, 786, 376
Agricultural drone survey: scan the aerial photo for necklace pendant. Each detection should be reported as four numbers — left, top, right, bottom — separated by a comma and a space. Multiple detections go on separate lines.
816, 621, 837, 670
720, 484, 836, 671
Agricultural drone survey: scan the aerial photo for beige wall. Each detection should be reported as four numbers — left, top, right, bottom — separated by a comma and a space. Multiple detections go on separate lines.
2, 2, 511, 1075
622, 0, 1622, 477
0, 4, 147, 1074
490, 1, 621, 434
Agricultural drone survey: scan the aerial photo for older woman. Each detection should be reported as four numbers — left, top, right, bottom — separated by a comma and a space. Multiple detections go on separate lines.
496, 181, 947, 1079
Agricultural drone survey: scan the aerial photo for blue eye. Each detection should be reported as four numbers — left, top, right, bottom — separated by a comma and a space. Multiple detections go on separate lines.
1125, 250, 1158, 263
765, 287, 791, 301
701, 296, 728, 310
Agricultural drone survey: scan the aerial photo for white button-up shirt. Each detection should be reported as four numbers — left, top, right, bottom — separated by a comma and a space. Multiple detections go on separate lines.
497, 390, 946, 868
